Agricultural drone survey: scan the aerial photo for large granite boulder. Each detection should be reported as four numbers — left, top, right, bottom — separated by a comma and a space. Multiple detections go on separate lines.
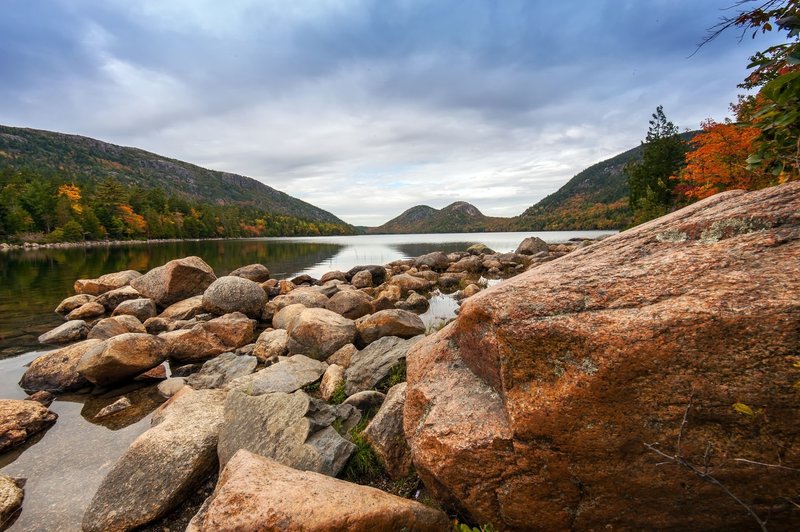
19, 339, 101, 393
186, 352, 258, 390
82, 388, 226, 532
228, 263, 270, 283
404, 183, 800, 530
161, 312, 256, 363
345, 335, 420, 395
66, 301, 105, 321
87, 315, 146, 341
77, 333, 166, 387
74, 270, 141, 296
157, 295, 205, 321
388, 274, 431, 296
186, 450, 450, 531
130, 256, 216, 307
355, 309, 425, 345
287, 308, 357, 360
217, 390, 357, 475
363, 383, 412, 479
111, 298, 157, 322
201, 276, 267, 319
38, 320, 89, 345
226, 355, 327, 396
514, 235, 549, 255
325, 289, 373, 320
0, 399, 57, 453
272, 303, 306, 330
252, 329, 288, 362
414, 251, 450, 271
95, 285, 140, 311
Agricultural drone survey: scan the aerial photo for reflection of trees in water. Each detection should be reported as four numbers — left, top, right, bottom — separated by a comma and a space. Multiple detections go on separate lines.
0, 240, 343, 355
392, 242, 475, 260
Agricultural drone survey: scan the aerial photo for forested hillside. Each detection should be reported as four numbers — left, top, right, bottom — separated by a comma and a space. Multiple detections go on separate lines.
0, 126, 353, 241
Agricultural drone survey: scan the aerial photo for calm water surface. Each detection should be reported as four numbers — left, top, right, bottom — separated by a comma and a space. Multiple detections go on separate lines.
0, 230, 612, 530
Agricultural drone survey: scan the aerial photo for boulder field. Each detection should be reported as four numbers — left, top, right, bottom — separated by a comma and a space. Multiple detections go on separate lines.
404, 182, 800, 530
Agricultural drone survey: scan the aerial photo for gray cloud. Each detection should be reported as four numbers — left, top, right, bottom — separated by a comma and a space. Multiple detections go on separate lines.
0, 0, 785, 226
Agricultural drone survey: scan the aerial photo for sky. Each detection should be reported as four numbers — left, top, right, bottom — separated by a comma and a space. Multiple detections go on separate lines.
0, 0, 785, 226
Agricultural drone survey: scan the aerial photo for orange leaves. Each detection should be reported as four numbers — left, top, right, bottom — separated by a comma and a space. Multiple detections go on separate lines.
58, 183, 83, 214
118, 204, 148, 235
679, 120, 771, 200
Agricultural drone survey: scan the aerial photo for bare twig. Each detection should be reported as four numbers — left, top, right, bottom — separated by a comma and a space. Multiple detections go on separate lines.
676, 393, 694, 455
734, 458, 800, 472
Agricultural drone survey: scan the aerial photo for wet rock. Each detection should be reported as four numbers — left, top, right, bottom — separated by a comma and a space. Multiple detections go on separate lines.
55, 294, 96, 315
0, 475, 24, 527
347, 265, 387, 285
355, 309, 425, 345
395, 291, 429, 314
201, 276, 267, 319
186, 352, 258, 390
319, 364, 345, 401
414, 251, 450, 271
363, 383, 411, 479
252, 329, 288, 363
460, 283, 482, 298
226, 355, 327, 396
326, 343, 357, 368
158, 295, 205, 321
19, 339, 101, 393
228, 263, 270, 283
388, 273, 431, 296
130, 256, 216, 307
87, 315, 146, 341
345, 335, 419, 395
38, 320, 89, 345
77, 333, 167, 387
0, 399, 57, 453
412, 269, 439, 283
74, 270, 141, 296
112, 298, 157, 322
343, 390, 385, 410
217, 390, 357, 475
96, 285, 141, 312
134, 364, 167, 381
94, 397, 132, 419
272, 303, 306, 330
438, 272, 466, 289
271, 288, 329, 310
514, 235, 549, 255
66, 301, 106, 321
325, 289, 373, 320
404, 183, 800, 530
351, 269, 373, 288
82, 388, 226, 532
287, 308, 357, 360
186, 450, 449, 532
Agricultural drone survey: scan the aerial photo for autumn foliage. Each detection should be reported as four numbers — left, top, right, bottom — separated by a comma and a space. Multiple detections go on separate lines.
679, 120, 771, 200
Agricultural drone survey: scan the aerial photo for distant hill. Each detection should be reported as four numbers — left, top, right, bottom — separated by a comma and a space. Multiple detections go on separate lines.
514, 131, 698, 230
0, 125, 347, 226
368, 201, 512, 234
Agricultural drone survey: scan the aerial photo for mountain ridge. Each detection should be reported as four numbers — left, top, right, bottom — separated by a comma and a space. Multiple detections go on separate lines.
0, 125, 347, 226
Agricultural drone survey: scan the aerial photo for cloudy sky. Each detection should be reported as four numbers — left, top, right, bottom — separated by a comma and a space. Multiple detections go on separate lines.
0, 0, 784, 226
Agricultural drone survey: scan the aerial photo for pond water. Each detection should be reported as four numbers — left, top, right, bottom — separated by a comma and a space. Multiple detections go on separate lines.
0, 230, 612, 530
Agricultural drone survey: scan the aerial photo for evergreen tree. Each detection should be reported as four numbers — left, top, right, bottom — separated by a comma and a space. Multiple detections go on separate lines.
625, 106, 688, 224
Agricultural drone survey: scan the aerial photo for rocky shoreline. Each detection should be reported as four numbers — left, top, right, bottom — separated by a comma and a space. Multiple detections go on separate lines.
1, 182, 798, 531
0, 235, 577, 530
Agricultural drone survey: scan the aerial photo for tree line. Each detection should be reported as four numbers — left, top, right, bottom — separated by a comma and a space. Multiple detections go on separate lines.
0, 168, 352, 242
